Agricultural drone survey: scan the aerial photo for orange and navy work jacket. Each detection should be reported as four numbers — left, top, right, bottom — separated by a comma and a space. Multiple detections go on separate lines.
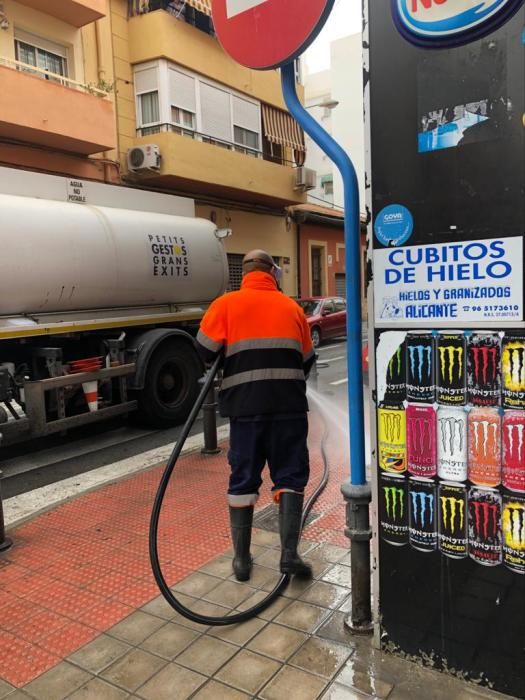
196, 271, 315, 418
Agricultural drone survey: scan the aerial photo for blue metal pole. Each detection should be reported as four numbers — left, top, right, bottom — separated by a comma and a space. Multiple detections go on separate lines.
282, 63, 372, 632
281, 62, 365, 487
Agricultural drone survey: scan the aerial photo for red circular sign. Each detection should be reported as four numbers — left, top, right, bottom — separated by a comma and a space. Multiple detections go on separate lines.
211, 0, 335, 70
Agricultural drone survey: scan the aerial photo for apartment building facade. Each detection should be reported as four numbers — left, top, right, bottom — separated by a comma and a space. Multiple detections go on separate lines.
116, 0, 308, 296
0, 0, 118, 181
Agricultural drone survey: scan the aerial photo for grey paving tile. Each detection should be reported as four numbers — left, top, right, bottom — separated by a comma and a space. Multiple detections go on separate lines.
67, 678, 128, 700
320, 683, 372, 699
0, 680, 14, 699
314, 544, 349, 563
175, 635, 238, 675
236, 589, 291, 620
140, 594, 179, 621
321, 564, 352, 588
300, 581, 352, 610
277, 573, 316, 599
290, 637, 353, 679
215, 649, 281, 695
200, 556, 235, 579
316, 611, 354, 645
336, 663, 393, 699
23, 662, 92, 700
135, 662, 206, 700
192, 680, 251, 699
252, 530, 281, 548
254, 548, 281, 571
106, 610, 165, 645
1, 692, 31, 700
189, 598, 233, 621
140, 622, 200, 660
204, 580, 256, 608
247, 622, 308, 661
229, 564, 280, 590
68, 635, 132, 674
172, 572, 221, 598
274, 600, 331, 633
100, 649, 166, 693
158, 593, 216, 631
259, 665, 329, 700
307, 556, 334, 580
207, 614, 267, 646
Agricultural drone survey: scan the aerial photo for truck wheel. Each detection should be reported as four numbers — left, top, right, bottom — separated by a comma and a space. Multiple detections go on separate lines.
136, 339, 203, 428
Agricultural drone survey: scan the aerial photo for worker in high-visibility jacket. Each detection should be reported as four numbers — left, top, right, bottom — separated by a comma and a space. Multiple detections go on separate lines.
196, 249, 315, 582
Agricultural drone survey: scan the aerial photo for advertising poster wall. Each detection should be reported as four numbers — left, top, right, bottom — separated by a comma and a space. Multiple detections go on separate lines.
367, 2, 525, 696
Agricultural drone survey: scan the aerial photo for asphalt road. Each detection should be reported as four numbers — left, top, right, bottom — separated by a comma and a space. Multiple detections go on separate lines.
2, 338, 365, 498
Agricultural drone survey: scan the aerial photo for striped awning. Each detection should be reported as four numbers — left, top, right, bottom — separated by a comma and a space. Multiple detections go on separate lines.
185, 0, 211, 15
262, 104, 306, 153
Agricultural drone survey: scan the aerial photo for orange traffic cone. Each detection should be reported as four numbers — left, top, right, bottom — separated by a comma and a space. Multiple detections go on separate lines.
82, 380, 98, 412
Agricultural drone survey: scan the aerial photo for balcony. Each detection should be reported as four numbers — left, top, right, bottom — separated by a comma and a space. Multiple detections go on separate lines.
0, 59, 116, 155
15, 0, 106, 27
132, 127, 306, 207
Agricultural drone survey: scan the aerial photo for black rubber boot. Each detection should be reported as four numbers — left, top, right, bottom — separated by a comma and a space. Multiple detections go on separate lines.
229, 506, 253, 582
279, 492, 313, 578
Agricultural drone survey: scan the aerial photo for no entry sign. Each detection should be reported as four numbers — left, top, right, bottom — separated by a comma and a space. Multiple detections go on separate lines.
211, 0, 336, 70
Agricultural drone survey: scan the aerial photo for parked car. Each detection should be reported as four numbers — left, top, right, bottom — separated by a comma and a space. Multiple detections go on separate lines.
296, 296, 347, 348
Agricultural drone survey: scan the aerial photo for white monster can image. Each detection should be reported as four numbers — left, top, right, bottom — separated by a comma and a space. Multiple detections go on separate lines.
437, 406, 468, 482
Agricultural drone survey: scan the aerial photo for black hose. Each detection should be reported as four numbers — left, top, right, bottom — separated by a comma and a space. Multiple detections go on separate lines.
149, 355, 330, 626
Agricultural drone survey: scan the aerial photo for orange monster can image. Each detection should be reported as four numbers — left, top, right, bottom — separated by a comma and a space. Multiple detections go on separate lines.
468, 407, 502, 487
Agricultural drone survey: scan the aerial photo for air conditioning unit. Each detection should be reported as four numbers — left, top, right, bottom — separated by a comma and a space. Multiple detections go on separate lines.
294, 166, 317, 191
127, 145, 161, 173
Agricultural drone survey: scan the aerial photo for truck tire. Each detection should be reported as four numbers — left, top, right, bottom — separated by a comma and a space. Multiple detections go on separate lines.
136, 339, 203, 428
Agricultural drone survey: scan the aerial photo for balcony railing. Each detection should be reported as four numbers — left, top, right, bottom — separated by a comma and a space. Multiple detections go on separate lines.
128, 0, 215, 36
136, 123, 294, 166
0, 56, 109, 97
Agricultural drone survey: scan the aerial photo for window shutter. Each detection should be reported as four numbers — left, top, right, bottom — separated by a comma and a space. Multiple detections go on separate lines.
135, 67, 158, 94
169, 69, 196, 112
232, 96, 260, 133
200, 82, 231, 142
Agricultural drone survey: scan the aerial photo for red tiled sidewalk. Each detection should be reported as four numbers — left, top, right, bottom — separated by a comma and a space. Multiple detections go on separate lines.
0, 414, 349, 687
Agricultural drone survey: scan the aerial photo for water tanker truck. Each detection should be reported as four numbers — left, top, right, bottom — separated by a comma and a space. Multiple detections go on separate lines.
0, 191, 229, 445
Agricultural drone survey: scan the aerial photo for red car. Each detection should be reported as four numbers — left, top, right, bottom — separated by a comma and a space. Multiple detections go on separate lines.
296, 296, 347, 348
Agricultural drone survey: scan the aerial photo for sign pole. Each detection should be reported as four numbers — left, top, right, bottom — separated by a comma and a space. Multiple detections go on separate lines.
281, 63, 372, 632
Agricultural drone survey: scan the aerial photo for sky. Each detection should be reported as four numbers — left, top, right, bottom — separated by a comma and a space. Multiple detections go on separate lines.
303, 0, 361, 75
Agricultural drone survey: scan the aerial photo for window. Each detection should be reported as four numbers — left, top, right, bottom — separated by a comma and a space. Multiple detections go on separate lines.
139, 91, 160, 126
321, 175, 334, 196
263, 136, 284, 164
323, 300, 336, 315
15, 37, 67, 82
234, 126, 259, 155
171, 106, 195, 137
334, 298, 346, 312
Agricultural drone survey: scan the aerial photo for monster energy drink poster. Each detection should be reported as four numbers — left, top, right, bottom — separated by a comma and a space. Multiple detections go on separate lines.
376, 329, 525, 567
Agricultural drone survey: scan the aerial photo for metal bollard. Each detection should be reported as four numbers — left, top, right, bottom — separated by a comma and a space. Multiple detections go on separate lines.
201, 378, 220, 455
0, 469, 13, 553
309, 354, 319, 389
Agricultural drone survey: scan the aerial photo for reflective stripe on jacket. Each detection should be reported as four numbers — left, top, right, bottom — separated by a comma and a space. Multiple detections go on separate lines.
196, 271, 314, 417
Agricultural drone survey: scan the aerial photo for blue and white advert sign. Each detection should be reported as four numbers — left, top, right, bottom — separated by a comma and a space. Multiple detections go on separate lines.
392, 0, 525, 48
374, 236, 523, 325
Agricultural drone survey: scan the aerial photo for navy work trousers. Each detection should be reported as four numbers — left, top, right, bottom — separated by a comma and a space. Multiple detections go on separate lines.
227, 414, 310, 496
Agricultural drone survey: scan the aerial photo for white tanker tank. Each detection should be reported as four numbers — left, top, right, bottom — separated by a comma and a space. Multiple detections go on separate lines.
0, 193, 229, 315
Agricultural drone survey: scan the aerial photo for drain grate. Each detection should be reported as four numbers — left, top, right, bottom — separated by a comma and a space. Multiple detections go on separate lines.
253, 504, 321, 533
